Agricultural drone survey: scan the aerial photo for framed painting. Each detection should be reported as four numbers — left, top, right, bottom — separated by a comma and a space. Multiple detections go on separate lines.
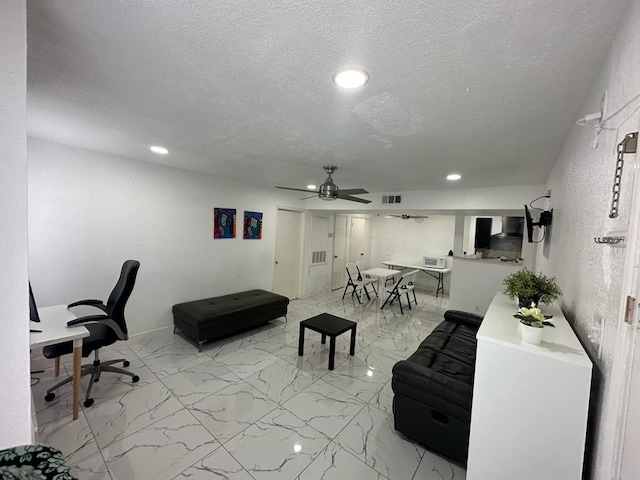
243, 211, 263, 239
213, 208, 236, 239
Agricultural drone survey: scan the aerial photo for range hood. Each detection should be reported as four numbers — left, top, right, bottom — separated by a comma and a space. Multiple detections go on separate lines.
489, 217, 523, 252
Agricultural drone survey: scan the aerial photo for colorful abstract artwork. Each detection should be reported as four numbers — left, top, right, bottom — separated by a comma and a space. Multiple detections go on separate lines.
243, 211, 263, 239
213, 208, 236, 239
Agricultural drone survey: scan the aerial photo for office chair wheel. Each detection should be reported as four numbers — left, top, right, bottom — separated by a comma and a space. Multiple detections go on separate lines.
132, 375, 139, 383
123, 360, 130, 367
45, 392, 55, 402
83, 398, 94, 408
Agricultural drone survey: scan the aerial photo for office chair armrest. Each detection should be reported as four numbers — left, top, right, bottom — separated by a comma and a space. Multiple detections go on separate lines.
67, 314, 109, 326
68, 299, 108, 312
67, 314, 128, 340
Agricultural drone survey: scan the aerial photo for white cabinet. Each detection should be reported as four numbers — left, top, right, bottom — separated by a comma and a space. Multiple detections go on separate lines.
467, 292, 592, 480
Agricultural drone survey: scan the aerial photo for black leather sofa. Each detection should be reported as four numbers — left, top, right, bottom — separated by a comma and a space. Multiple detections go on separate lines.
391, 310, 483, 466
173, 289, 289, 350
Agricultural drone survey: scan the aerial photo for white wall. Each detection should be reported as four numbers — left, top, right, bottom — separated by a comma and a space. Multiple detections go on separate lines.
371, 214, 455, 266
537, 3, 640, 478
448, 258, 521, 314
370, 214, 455, 293
0, 0, 32, 448
28, 139, 300, 335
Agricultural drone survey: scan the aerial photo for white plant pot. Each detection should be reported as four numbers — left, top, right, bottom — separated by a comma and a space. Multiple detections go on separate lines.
520, 324, 543, 345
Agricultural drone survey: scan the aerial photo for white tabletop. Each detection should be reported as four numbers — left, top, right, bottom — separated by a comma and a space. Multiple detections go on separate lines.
30, 305, 89, 349
381, 261, 451, 274
477, 292, 591, 368
361, 267, 401, 278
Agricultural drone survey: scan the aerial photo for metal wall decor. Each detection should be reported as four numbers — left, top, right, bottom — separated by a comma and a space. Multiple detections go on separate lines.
609, 132, 637, 218
593, 236, 625, 245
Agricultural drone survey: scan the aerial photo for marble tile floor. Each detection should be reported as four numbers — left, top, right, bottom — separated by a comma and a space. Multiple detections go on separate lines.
31, 288, 466, 480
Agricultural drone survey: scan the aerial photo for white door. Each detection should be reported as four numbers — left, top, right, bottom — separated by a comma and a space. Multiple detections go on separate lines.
619, 134, 640, 479
272, 209, 302, 300
622, 319, 640, 479
331, 215, 348, 290
349, 217, 372, 266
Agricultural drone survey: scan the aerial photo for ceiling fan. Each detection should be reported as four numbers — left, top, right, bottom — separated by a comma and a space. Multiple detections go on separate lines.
384, 214, 429, 220
275, 166, 371, 204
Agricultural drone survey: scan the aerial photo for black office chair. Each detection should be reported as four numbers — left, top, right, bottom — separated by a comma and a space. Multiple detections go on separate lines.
43, 260, 140, 407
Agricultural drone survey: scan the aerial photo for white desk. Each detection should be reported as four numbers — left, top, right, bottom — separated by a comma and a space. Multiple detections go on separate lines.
466, 292, 592, 480
361, 267, 401, 306
31, 305, 89, 420
381, 261, 451, 297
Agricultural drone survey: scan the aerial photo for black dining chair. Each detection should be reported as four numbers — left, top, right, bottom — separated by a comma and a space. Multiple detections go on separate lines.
43, 260, 140, 407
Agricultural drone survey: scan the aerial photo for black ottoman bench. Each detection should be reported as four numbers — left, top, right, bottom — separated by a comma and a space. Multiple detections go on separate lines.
172, 289, 289, 350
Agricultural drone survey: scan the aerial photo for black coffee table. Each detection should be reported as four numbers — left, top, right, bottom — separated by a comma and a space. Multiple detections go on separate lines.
298, 313, 357, 370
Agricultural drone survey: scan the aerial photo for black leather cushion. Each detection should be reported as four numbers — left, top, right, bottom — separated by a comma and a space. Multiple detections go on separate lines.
172, 289, 289, 345
173, 290, 288, 326
391, 310, 483, 466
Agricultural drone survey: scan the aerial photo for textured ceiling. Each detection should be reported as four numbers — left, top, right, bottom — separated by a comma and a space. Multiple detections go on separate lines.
27, 0, 628, 193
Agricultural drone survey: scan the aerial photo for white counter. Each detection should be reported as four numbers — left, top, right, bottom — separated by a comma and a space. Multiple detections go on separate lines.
466, 292, 592, 480
448, 257, 521, 314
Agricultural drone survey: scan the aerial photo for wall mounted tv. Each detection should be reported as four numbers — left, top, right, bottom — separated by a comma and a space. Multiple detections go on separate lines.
524, 205, 553, 243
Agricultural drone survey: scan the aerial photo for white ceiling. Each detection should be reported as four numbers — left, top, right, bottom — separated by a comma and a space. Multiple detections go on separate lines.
27, 0, 628, 194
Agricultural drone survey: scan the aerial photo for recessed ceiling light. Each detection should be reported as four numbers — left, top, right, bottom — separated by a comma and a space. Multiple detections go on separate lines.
150, 145, 169, 155
447, 173, 461, 181
333, 68, 369, 89
307, 184, 317, 190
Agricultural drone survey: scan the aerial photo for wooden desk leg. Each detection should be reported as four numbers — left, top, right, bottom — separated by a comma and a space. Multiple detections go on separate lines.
72, 339, 82, 420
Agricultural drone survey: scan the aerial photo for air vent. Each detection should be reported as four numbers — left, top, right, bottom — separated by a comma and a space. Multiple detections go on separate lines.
382, 195, 402, 204
311, 251, 327, 264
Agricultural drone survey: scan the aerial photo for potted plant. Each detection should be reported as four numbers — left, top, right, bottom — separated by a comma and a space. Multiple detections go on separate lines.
502, 268, 562, 307
513, 303, 555, 344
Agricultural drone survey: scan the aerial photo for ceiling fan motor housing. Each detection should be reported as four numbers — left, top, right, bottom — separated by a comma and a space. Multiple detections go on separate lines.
319, 178, 338, 200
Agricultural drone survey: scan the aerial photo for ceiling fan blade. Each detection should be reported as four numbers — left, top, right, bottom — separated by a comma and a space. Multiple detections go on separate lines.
339, 195, 372, 204
299, 194, 318, 200
275, 186, 319, 193
337, 188, 368, 195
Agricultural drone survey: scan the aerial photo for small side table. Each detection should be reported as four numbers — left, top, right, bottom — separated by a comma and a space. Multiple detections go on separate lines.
298, 313, 357, 370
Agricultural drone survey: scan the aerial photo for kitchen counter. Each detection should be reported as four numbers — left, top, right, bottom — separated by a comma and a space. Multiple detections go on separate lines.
448, 257, 524, 314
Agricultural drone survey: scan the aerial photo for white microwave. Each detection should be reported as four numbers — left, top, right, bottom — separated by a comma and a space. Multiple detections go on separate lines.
423, 256, 447, 269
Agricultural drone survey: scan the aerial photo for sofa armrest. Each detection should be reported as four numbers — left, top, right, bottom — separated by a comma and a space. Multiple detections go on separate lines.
443, 310, 484, 328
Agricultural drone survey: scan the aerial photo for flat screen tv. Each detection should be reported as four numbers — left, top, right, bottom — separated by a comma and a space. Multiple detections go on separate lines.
29, 282, 40, 323
524, 205, 535, 243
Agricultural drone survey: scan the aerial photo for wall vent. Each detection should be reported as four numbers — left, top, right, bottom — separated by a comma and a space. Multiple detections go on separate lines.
311, 251, 327, 264
382, 195, 402, 204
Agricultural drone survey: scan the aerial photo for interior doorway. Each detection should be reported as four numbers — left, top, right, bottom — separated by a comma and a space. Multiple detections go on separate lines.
331, 215, 348, 290
272, 209, 302, 300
